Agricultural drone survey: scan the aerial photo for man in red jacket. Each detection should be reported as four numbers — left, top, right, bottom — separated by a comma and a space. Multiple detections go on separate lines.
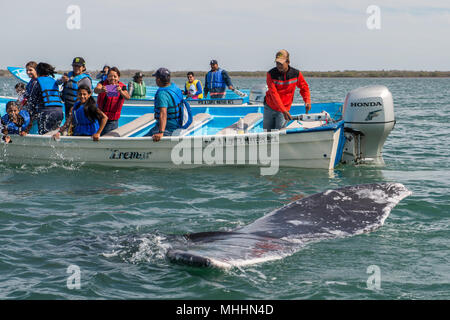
264, 49, 311, 130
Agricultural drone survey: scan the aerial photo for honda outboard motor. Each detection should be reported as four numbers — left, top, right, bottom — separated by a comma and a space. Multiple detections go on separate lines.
342, 85, 395, 165
249, 84, 268, 104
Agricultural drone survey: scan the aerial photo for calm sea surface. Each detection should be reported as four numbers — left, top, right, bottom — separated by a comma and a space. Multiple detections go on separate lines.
0, 77, 449, 300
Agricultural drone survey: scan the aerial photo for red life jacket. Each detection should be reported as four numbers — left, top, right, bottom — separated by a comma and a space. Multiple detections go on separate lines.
97, 80, 126, 120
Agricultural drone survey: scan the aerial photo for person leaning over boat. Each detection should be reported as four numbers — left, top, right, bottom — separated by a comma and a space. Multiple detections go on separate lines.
128, 72, 147, 99
94, 67, 130, 135
145, 68, 183, 142
204, 60, 234, 99
183, 72, 203, 99
264, 49, 311, 130
53, 84, 107, 141
58, 57, 93, 120
33, 63, 65, 135
1, 101, 31, 143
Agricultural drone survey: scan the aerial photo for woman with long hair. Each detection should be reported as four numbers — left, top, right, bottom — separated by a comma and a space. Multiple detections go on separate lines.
94, 66, 130, 135
53, 84, 107, 141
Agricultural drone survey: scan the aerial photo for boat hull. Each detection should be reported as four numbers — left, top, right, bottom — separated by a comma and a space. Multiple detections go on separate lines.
0, 125, 343, 170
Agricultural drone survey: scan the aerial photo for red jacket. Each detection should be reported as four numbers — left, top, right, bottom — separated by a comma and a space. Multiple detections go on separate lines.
265, 66, 311, 112
97, 80, 126, 120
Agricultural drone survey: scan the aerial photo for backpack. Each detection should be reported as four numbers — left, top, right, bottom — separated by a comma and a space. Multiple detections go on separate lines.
179, 99, 193, 129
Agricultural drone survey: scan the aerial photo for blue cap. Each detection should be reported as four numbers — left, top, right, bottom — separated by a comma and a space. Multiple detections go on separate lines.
152, 68, 170, 80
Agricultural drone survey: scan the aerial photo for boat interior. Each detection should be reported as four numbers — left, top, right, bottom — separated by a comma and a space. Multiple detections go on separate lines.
0, 96, 343, 138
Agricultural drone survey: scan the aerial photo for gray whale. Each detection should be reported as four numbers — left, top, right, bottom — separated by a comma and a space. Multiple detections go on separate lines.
167, 183, 411, 268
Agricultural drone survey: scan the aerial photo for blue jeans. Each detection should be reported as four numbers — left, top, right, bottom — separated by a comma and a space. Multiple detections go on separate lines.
144, 125, 175, 137
37, 107, 63, 135
101, 120, 119, 136
263, 105, 287, 130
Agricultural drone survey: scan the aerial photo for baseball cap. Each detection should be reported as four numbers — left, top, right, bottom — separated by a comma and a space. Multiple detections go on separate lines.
275, 50, 289, 63
72, 57, 86, 66
134, 72, 145, 78
152, 68, 170, 80
210, 59, 218, 65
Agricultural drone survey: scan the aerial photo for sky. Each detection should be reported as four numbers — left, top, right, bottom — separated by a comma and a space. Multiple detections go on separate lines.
0, 0, 449, 71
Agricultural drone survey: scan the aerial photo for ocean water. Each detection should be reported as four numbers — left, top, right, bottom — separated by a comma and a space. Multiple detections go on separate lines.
0, 77, 449, 300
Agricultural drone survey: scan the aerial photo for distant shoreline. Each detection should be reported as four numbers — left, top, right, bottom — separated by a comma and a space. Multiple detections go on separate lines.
1, 69, 450, 78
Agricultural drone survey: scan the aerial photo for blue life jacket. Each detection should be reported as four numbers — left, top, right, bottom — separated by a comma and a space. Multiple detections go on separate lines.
1, 110, 30, 134
155, 84, 192, 129
206, 69, 225, 90
62, 72, 92, 105
72, 101, 99, 136
36, 76, 64, 109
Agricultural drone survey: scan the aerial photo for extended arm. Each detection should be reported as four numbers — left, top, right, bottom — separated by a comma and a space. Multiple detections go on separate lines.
153, 107, 167, 142
118, 84, 130, 100
203, 74, 209, 97
222, 70, 234, 90
297, 72, 311, 113
92, 109, 108, 141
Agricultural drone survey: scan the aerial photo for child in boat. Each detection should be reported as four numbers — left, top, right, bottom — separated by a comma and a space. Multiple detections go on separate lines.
53, 84, 107, 141
94, 67, 130, 135
1, 101, 31, 142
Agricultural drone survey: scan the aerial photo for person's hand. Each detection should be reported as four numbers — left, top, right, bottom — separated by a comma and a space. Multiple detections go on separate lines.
92, 133, 100, 141
4, 135, 11, 144
152, 132, 163, 142
229, 85, 234, 90
52, 132, 61, 140
305, 103, 311, 114
283, 111, 293, 121
99, 84, 107, 93
117, 85, 122, 92
19, 131, 27, 137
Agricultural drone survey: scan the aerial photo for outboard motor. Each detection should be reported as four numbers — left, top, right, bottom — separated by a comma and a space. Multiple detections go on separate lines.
342, 85, 395, 165
249, 84, 268, 104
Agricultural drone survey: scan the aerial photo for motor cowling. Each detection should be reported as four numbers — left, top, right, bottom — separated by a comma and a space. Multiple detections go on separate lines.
249, 84, 268, 104
342, 85, 395, 165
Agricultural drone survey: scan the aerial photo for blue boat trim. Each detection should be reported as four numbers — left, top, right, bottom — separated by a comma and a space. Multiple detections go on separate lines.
285, 120, 345, 135
334, 126, 346, 166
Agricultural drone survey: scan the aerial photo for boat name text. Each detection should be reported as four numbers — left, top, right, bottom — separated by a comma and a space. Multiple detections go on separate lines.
196, 99, 242, 105
109, 149, 151, 160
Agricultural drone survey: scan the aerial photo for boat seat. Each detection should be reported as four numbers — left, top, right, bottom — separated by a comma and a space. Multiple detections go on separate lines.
178, 113, 212, 136
104, 113, 155, 137
217, 113, 263, 135
283, 120, 325, 130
